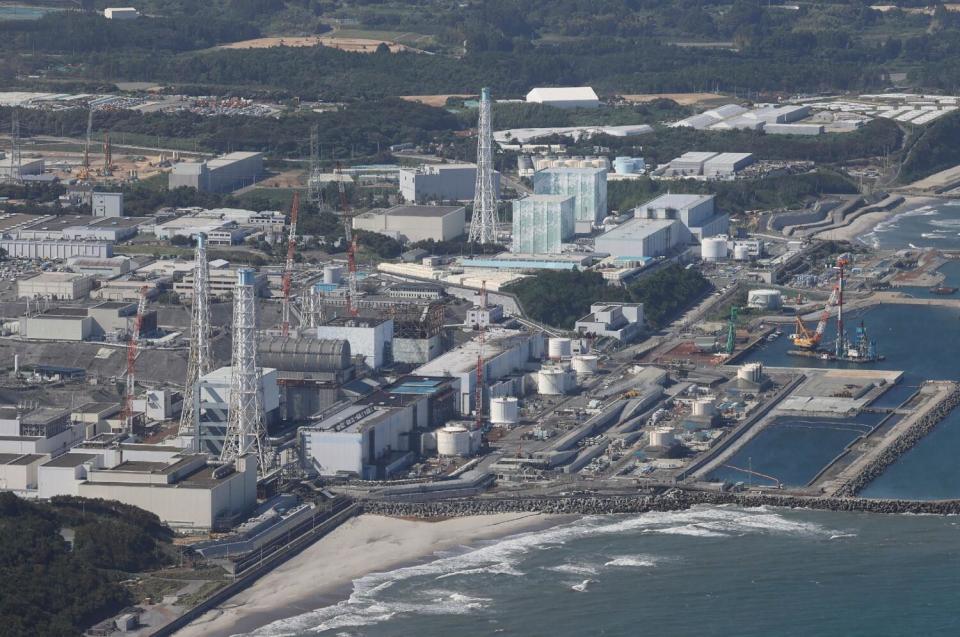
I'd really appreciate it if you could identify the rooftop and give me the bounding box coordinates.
[640,193,715,210]
[526,86,599,101]
[21,216,93,233]
[85,216,150,229]
[22,272,90,283]
[382,205,464,218]
[42,453,96,468]
[599,217,679,240]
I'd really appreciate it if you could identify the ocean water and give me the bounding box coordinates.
[862,200,960,250]
[245,506,960,637]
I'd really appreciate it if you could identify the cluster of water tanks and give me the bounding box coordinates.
[738,362,764,383]
[489,396,519,425]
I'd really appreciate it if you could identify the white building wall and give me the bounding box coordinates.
[38,464,88,499]
[312,321,393,368]
[0,240,113,260]
[92,192,123,218]
[302,430,363,475]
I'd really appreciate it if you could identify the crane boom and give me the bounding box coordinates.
[281,191,300,336]
[336,162,359,316]
[120,286,149,433]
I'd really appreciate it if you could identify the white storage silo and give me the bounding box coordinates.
[692,398,716,417]
[747,289,782,310]
[437,426,473,457]
[490,396,520,425]
[648,427,675,448]
[733,244,751,261]
[538,367,569,395]
[701,237,728,261]
[571,355,599,374]
[548,337,572,361]
[738,362,763,383]
[323,264,344,285]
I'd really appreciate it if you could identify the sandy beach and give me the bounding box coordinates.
[815,195,938,243]
[174,512,564,637]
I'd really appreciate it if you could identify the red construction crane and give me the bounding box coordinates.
[280,191,300,337]
[120,286,149,433]
[336,162,359,317]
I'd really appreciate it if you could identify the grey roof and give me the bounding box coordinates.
[384,205,464,218]
[42,453,96,468]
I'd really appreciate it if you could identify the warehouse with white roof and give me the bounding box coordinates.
[526,87,600,109]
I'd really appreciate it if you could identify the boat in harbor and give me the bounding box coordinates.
[928,285,958,295]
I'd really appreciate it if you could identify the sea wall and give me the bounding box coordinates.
[834,384,960,497]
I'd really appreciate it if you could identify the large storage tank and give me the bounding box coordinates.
[747,289,782,310]
[738,362,763,383]
[548,337,572,361]
[571,355,599,374]
[692,398,716,417]
[733,244,751,261]
[490,396,520,425]
[649,427,675,448]
[701,237,728,261]
[538,367,569,395]
[323,265,344,285]
[437,426,473,457]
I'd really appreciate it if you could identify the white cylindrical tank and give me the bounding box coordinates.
[437,426,473,457]
[692,398,716,417]
[323,265,344,285]
[548,337,572,361]
[571,355,599,374]
[738,362,763,383]
[649,427,675,448]
[490,396,520,425]
[747,289,782,310]
[733,244,751,261]
[538,367,568,395]
[701,237,728,261]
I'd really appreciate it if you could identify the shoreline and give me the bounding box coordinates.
[173,511,569,637]
[814,195,939,243]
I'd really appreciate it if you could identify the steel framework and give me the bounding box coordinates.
[7,107,21,184]
[280,192,300,336]
[221,268,270,474]
[308,124,324,207]
[178,233,212,444]
[468,87,498,244]
[120,286,149,433]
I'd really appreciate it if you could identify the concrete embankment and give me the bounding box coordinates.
[833,384,960,497]
[363,489,960,518]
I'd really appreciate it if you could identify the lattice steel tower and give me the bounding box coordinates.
[221,268,270,474]
[8,107,21,184]
[468,87,498,244]
[308,124,324,208]
[178,233,212,446]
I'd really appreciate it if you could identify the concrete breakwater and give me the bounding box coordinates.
[362,489,960,519]
[834,384,960,497]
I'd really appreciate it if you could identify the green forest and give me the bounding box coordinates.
[506,265,709,329]
[0,494,173,637]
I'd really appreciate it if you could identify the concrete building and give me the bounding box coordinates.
[19,302,158,341]
[92,192,123,218]
[17,215,97,240]
[155,216,234,241]
[466,304,504,329]
[299,376,457,479]
[0,158,44,179]
[533,167,607,230]
[0,453,46,492]
[525,87,600,109]
[702,153,755,179]
[174,266,267,300]
[399,164,500,203]
[310,318,393,369]
[195,367,280,458]
[594,218,690,258]
[63,217,145,242]
[0,407,83,457]
[91,278,163,302]
[634,193,729,241]
[512,194,574,254]
[352,205,466,243]
[104,7,139,19]
[66,255,131,277]
[0,239,113,260]
[17,272,94,300]
[168,152,263,193]
[575,303,644,341]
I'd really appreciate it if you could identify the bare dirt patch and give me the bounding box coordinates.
[218,36,409,53]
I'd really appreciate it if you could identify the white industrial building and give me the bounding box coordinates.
[62,217,145,242]
[92,191,123,217]
[19,301,158,341]
[0,239,113,260]
[526,87,600,109]
[17,272,94,300]
[66,255,131,277]
[0,158,44,179]
[663,152,754,179]
[310,317,394,369]
[533,167,608,230]
[194,367,280,458]
[155,216,234,241]
[0,407,84,458]
[575,303,645,342]
[168,152,263,193]
[594,218,689,258]
[399,164,500,202]
[174,264,267,300]
[634,193,729,241]
[512,194,575,254]
[104,7,139,19]
[352,205,466,243]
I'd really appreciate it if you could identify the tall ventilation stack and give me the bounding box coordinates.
[221,268,270,475]
[468,87,498,244]
[178,233,212,447]
[7,107,21,184]
[308,124,324,208]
